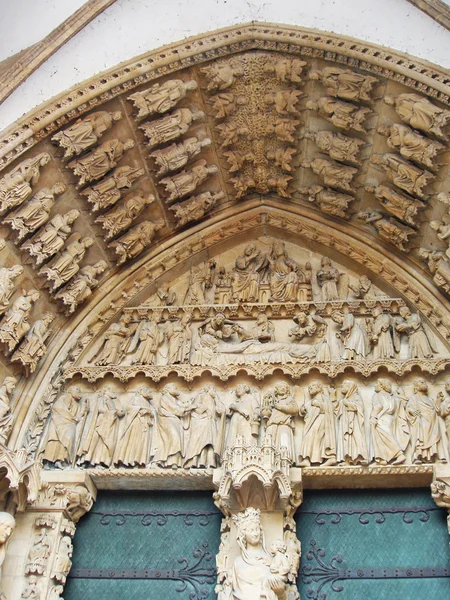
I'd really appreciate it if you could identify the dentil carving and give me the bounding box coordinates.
[11,312,54,374]
[81,166,145,211]
[384,93,450,140]
[128,79,197,119]
[170,191,224,227]
[54,260,107,314]
[22,210,80,265]
[159,161,219,203]
[68,139,135,187]
[0,154,50,214]
[309,67,379,102]
[140,108,204,149]
[95,191,154,239]
[0,289,40,352]
[149,137,211,177]
[39,237,94,291]
[109,219,164,264]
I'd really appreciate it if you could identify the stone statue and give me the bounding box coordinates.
[266,147,297,172]
[302,157,358,193]
[113,386,155,467]
[437,383,450,449]
[150,383,188,468]
[406,379,446,463]
[150,137,211,177]
[316,256,342,301]
[419,248,450,293]
[201,62,239,91]
[68,138,135,187]
[159,160,219,203]
[377,123,445,170]
[150,282,177,306]
[209,93,247,119]
[241,314,275,344]
[0,377,16,444]
[93,318,132,366]
[264,383,298,461]
[3,183,66,242]
[128,79,197,118]
[231,508,290,600]
[0,512,15,585]
[109,219,164,264]
[52,536,73,583]
[140,108,204,149]
[365,183,424,227]
[0,265,23,316]
[11,312,54,374]
[226,384,260,448]
[0,289,40,352]
[299,382,337,466]
[268,241,308,303]
[309,67,378,102]
[95,191,155,239]
[81,166,145,211]
[165,314,192,364]
[299,185,353,219]
[306,97,372,133]
[129,319,163,365]
[77,387,122,467]
[304,130,365,165]
[215,123,249,148]
[288,312,318,341]
[42,386,84,467]
[54,261,107,314]
[170,191,223,228]
[357,210,414,251]
[51,110,122,158]
[264,57,307,82]
[183,261,215,305]
[0,153,50,214]
[26,528,52,574]
[384,93,450,140]
[22,210,80,265]
[348,275,376,299]
[331,311,367,360]
[39,237,94,291]
[371,153,434,199]
[430,220,450,252]
[394,306,436,359]
[370,379,408,465]
[336,380,368,465]
[368,306,395,360]
[183,385,226,468]
[21,576,41,600]
[230,243,268,303]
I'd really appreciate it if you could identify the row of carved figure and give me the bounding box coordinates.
[90,302,438,368]
[40,378,450,469]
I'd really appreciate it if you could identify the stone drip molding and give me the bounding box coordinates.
[1,22,450,171]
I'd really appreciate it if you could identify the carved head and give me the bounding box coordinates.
[52,182,67,196]
[10,265,24,278]
[26,289,40,302]
[372,306,383,317]
[320,256,332,268]
[0,512,15,545]
[399,306,411,319]
[66,209,80,223]
[2,376,17,396]
[185,80,198,91]
[308,382,323,397]
[341,379,358,397]
[375,379,392,393]
[308,70,320,81]
[40,154,51,167]
[413,378,428,394]
[135,385,152,399]
[235,383,250,398]
[245,243,257,256]
[275,382,290,398]
[163,383,179,397]
[83,237,95,249]
[233,508,263,550]
[272,241,286,258]
[69,386,83,400]
[112,111,123,121]
[270,539,287,555]
[294,312,307,325]
[124,139,135,151]
[384,95,395,106]
[94,260,107,274]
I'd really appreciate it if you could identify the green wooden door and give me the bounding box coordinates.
[296,489,450,599]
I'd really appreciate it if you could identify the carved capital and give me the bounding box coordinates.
[34,471,96,523]
[431,465,450,508]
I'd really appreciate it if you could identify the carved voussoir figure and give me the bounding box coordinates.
[21,210,80,266]
[384,93,450,140]
[170,191,224,228]
[302,157,358,193]
[0,289,40,353]
[357,210,415,251]
[159,160,219,203]
[0,265,23,316]
[304,130,365,165]
[54,261,106,314]
[140,108,204,149]
[11,312,54,374]
[264,57,307,82]
[307,97,372,133]
[201,62,240,91]
[365,183,425,227]
[371,153,434,199]
[208,93,247,119]
[51,110,122,158]
[3,183,66,242]
[39,237,94,291]
[0,153,50,214]
[109,219,164,264]
[215,122,249,148]
[419,248,450,293]
[309,67,379,102]
[377,123,445,170]
[299,185,353,219]
[150,137,211,177]
[81,166,145,211]
[95,191,154,239]
[68,139,135,187]
[0,377,17,444]
[128,79,197,119]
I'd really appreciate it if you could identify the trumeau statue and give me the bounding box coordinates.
[3,183,66,242]
[54,260,107,314]
[68,139,135,187]
[21,210,80,265]
[150,137,211,177]
[11,312,54,374]
[309,67,379,102]
[357,210,415,251]
[81,166,145,211]
[140,108,204,149]
[371,153,434,199]
[0,376,17,444]
[302,157,358,193]
[0,289,40,353]
[384,93,450,140]
[299,185,353,219]
[39,237,94,291]
[377,123,445,170]
[365,184,425,227]
[170,191,224,228]
[95,191,155,239]
[306,97,372,133]
[304,130,365,165]
[0,265,23,315]
[159,161,219,203]
[0,153,50,214]
[51,110,123,158]
[109,219,164,264]
[128,79,198,119]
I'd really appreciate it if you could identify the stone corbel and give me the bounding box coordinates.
[213,435,303,600]
[431,464,450,537]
